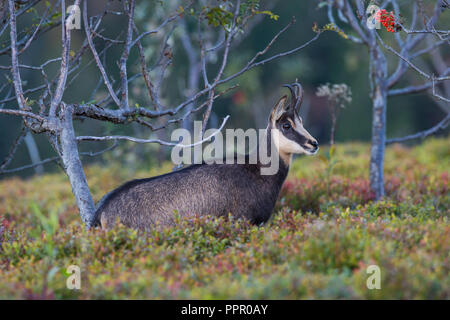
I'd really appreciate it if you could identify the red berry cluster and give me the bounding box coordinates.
[375,9,397,32]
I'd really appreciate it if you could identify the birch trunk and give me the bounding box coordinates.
[369,46,387,199]
[59,104,97,228]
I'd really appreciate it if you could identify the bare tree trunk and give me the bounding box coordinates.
[24,132,44,174]
[59,104,96,228]
[369,46,387,199]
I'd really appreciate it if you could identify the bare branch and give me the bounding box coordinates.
[0,126,27,172]
[376,33,450,82]
[432,75,450,103]
[410,39,447,59]
[49,0,81,117]
[0,140,119,175]
[132,20,154,103]
[19,2,51,54]
[8,0,28,111]
[77,115,230,148]
[0,108,46,122]
[0,155,59,174]
[387,0,445,88]
[339,0,369,44]
[386,113,450,144]
[130,13,180,48]
[118,0,135,110]
[388,83,433,96]
[217,30,321,86]
[327,0,363,44]
[0,0,61,56]
[83,0,121,107]
[137,85,238,132]
[388,68,450,96]
[201,0,241,133]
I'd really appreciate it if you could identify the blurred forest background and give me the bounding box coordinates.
[0,0,448,178]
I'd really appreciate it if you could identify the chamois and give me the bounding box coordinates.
[95,83,319,231]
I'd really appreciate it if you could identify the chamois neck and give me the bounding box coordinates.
[248,127,290,181]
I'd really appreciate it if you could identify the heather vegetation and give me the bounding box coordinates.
[0,138,448,299]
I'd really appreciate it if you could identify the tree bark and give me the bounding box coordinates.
[59,104,97,228]
[369,46,387,199]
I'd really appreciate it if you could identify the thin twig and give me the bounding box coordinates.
[83,0,121,107]
[77,115,230,148]
[0,126,27,172]
[386,113,450,144]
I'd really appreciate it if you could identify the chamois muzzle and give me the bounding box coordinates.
[304,138,319,154]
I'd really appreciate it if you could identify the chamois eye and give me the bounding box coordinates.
[282,123,291,130]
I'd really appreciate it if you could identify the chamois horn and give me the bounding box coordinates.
[283,82,304,114]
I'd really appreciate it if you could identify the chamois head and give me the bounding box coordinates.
[269,83,319,163]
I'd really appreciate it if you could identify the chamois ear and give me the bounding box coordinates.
[270,95,288,122]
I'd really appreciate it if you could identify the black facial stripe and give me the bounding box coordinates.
[288,128,309,146]
[276,121,309,146]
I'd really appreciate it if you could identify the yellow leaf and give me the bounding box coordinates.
[329,145,335,158]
